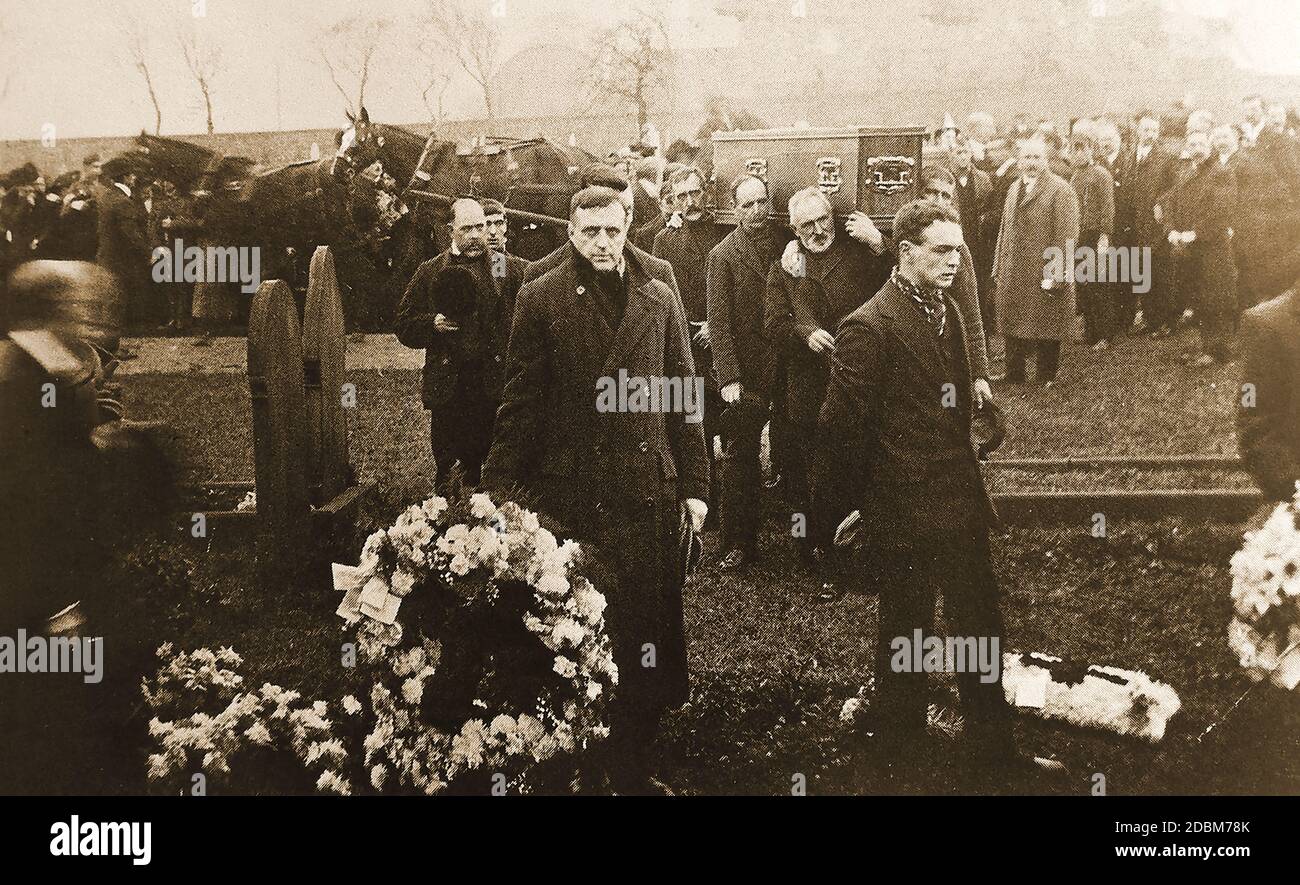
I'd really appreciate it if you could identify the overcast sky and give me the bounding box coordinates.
[0,0,1296,141]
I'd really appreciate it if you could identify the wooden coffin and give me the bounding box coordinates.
[711,125,926,228]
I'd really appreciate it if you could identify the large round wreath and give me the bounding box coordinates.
[334,491,619,794]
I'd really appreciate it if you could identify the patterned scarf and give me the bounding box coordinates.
[892,267,946,336]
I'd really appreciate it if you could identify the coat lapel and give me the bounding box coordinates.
[732,227,770,280]
[602,282,664,377]
[880,283,944,384]
[601,253,665,377]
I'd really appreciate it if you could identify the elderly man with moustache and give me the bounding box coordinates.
[482,185,708,794]
[765,187,891,578]
[706,173,793,569]
[655,166,727,525]
[395,198,515,490]
[816,199,1058,791]
[992,135,1081,386]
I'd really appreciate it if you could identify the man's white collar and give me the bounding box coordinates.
[114,182,131,198]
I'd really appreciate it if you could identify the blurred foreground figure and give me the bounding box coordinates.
[0,261,125,630]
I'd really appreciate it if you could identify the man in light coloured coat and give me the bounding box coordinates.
[993,135,1081,386]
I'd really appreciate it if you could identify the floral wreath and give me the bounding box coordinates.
[1229,484,1300,691]
[334,491,619,794]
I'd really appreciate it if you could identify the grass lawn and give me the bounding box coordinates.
[12,327,1295,796]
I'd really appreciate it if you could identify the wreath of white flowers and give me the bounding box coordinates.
[334,492,619,794]
[1229,485,1300,691]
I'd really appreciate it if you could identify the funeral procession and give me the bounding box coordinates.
[2,0,1300,854]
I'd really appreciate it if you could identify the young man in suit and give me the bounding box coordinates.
[817,199,1051,791]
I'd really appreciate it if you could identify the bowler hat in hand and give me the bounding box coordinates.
[971,399,1007,459]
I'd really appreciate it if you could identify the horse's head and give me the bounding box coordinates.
[332,106,378,180]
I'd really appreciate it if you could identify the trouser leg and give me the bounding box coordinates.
[1037,339,1061,382]
[720,418,763,554]
[1004,336,1027,382]
[874,548,937,744]
[939,529,1015,760]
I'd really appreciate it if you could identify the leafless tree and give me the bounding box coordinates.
[411,40,454,127]
[316,12,394,117]
[585,8,675,137]
[422,0,504,121]
[119,5,164,134]
[177,24,225,134]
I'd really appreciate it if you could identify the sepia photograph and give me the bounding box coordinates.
[1,0,1297,865]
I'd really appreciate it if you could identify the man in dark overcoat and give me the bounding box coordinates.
[1158,130,1238,366]
[764,187,890,563]
[396,198,518,488]
[482,186,709,794]
[94,158,148,349]
[654,166,726,523]
[705,173,792,568]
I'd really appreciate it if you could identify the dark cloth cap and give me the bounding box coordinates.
[579,163,628,191]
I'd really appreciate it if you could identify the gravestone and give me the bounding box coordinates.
[302,246,350,506]
[247,279,312,589]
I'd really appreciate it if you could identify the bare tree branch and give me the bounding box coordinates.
[423,0,504,121]
[118,3,164,135]
[584,7,675,138]
[314,12,394,118]
[177,24,225,134]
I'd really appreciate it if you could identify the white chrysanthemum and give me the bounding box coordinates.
[553,656,578,679]
[470,492,496,519]
[316,770,351,795]
[146,753,171,780]
[534,528,558,555]
[449,554,471,576]
[585,680,602,700]
[389,569,416,599]
[536,573,569,598]
[370,763,388,789]
[520,510,540,533]
[401,677,424,705]
[551,618,586,647]
[243,721,273,745]
[421,496,449,522]
[341,695,362,715]
[574,586,607,622]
